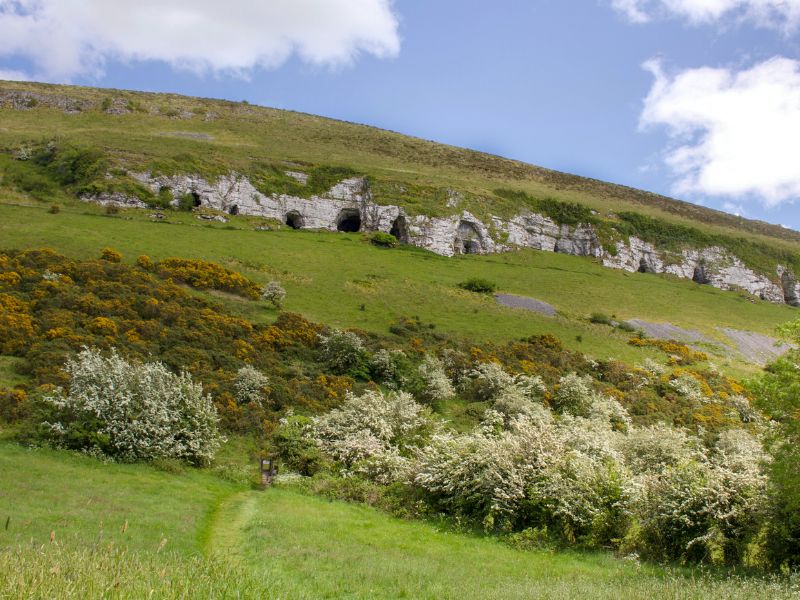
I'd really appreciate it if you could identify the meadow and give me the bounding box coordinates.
[0,197,793,377]
[2,439,798,599]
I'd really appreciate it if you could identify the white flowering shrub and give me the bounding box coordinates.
[413,412,561,527]
[463,362,515,401]
[637,358,666,378]
[311,389,431,482]
[619,423,700,474]
[234,365,269,406]
[261,281,286,308]
[417,354,455,403]
[317,329,368,375]
[552,373,594,416]
[514,374,546,401]
[369,349,408,389]
[39,347,222,465]
[630,428,768,563]
[669,375,704,402]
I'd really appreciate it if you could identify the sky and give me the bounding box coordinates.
[2,0,800,229]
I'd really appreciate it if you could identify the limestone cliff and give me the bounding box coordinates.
[82,172,800,306]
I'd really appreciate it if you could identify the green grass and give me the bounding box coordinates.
[2,80,800,254]
[206,487,797,599]
[0,441,237,553]
[0,199,794,375]
[1,444,797,599]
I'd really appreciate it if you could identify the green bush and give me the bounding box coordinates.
[495,189,596,226]
[590,312,612,325]
[458,278,498,294]
[371,232,398,247]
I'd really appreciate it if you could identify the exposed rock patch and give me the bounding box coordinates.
[494,294,557,317]
[622,320,711,345]
[717,328,792,365]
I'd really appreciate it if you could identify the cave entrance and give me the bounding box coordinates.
[638,258,654,274]
[455,220,483,255]
[781,270,800,306]
[285,211,304,230]
[389,215,409,243]
[693,264,711,285]
[228,205,239,216]
[336,209,361,232]
[191,191,202,207]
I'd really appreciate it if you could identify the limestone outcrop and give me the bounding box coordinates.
[81,172,800,306]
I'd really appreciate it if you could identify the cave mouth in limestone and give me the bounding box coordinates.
[228,204,239,216]
[336,209,361,233]
[285,211,304,230]
[191,191,202,207]
[693,264,711,285]
[390,215,409,243]
[456,220,483,255]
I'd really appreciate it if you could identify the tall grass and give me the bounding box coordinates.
[0,544,258,599]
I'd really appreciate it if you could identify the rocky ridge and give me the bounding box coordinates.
[84,172,800,307]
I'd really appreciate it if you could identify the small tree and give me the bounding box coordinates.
[261,281,286,308]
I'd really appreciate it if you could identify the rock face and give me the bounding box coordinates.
[83,172,800,306]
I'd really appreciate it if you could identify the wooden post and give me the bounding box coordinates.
[260,457,278,488]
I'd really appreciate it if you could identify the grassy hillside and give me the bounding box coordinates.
[1,80,799,252]
[1,440,796,599]
[0,199,794,376]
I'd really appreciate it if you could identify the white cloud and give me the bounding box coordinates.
[640,57,800,206]
[0,68,30,81]
[612,0,800,30]
[0,0,400,81]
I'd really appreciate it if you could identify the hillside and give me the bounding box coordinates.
[1,80,800,308]
[3,81,800,594]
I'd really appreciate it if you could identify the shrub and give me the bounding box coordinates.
[261,281,286,308]
[417,354,455,403]
[48,203,60,214]
[100,247,122,263]
[458,278,497,294]
[157,257,262,299]
[551,373,593,416]
[312,389,431,483]
[177,193,196,212]
[104,204,119,216]
[371,232,398,248]
[317,329,369,377]
[369,349,409,390]
[590,312,612,325]
[34,347,222,465]
[273,415,328,475]
[136,254,154,270]
[234,365,269,406]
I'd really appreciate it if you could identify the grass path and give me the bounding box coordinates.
[203,487,799,600]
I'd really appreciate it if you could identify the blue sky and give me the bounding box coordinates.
[2,0,800,229]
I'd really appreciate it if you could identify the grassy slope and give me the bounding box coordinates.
[1,441,795,599]
[0,199,793,376]
[1,80,800,252]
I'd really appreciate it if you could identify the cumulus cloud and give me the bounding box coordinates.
[640,57,800,206]
[612,0,800,30]
[0,0,400,81]
[0,68,30,81]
